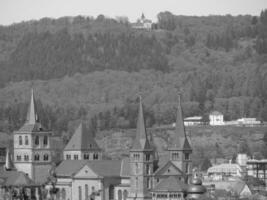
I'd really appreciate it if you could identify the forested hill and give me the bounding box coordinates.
[0,11,267,134]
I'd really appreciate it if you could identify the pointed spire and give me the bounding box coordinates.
[26,89,38,124]
[132,95,151,150]
[169,93,192,150]
[5,148,12,171]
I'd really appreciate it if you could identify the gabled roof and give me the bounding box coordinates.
[154,160,185,177]
[55,160,124,178]
[0,171,36,186]
[168,94,192,151]
[131,96,151,151]
[153,176,187,192]
[64,122,101,151]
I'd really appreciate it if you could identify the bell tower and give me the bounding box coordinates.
[168,94,192,183]
[128,96,154,200]
[13,89,53,183]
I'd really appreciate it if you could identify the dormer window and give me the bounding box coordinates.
[66,155,71,160]
[172,152,179,160]
[145,154,150,161]
[74,155,79,160]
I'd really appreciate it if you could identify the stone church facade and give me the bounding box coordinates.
[11,90,193,200]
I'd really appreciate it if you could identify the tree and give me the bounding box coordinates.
[200,157,212,172]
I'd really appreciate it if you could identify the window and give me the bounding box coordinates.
[93,153,98,160]
[61,188,66,200]
[24,155,29,161]
[35,136,39,145]
[123,190,128,200]
[109,185,114,200]
[85,184,88,200]
[17,155,21,161]
[84,154,89,160]
[146,177,150,188]
[172,152,179,160]
[118,190,122,200]
[157,178,159,183]
[185,153,190,160]
[146,164,150,175]
[74,155,79,160]
[19,136,22,145]
[34,154,39,161]
[145,154,150,161]
[66,154,71,160]
[44,154,49,161]
[25,136,29,145]
[133,154,140,161]
[43,136,48,146]
[78,186,82,200]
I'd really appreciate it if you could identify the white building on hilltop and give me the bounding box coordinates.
[209,111,224,126]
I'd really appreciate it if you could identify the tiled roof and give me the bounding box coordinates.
[153,176,187,192]
[55,160,124,178]
[64,122,101,151]
[131,97,151,151]
[0,170,36,186]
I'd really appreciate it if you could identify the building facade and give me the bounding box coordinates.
[13,89,54,184]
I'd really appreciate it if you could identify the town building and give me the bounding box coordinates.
[183,116,203,126]
[209,111,224,126]
[13,89,54,184]
[132,13,153,29]
[0,90,206,200]
[247,159,267,187]
[207,163,245,180]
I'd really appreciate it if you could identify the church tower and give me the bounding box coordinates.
[168,94,192,183]
[63,122,102,160]
[13,89,53,183]
[128,96,154,200]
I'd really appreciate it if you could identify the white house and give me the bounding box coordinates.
[209,111,224,126]
[207,163,244,180]
[184,116,203,126]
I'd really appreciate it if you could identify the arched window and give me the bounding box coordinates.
[118,190,122,200]
[56,190,60,200]
[43,136,48,146]
[78,186,82,200]
[84,154,89,160]
[34,154,39,161]
[109,185,114,200]
[35,136,39,145]
[44,154,49,161]
[24,155,29,161]
[93,153,98,160]
[123,190,128,200]
[25,136,29,145]
[61,188,66,200]
[19,136,22,145]
[85,184,88,200]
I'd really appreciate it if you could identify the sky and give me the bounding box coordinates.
[0,0,266,25]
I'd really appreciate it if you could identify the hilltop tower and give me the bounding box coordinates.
[13,89,53,183]
[128,96,154,200]
[168,94,193,183]
[63,122,102,160]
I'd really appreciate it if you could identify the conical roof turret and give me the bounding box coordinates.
[169,94,192,150]
[26,89,38,124]
[131,96,151,151]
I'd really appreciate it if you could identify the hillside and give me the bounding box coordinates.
[0,11,267,135]
[94,126,267,167]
